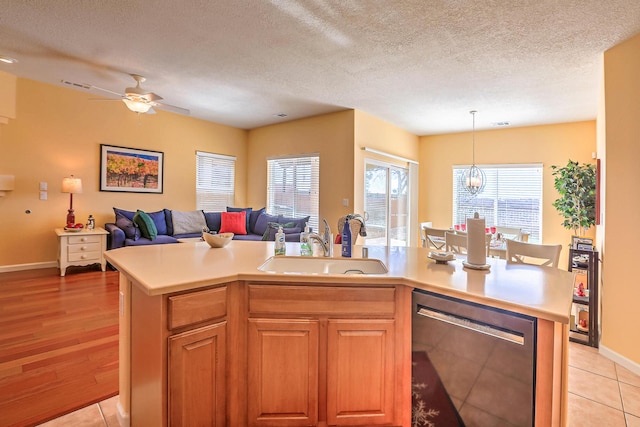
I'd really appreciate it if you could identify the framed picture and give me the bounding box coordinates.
[100,144,164,193]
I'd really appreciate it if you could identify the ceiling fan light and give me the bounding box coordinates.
[122,98,151,113]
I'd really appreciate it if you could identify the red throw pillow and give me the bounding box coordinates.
[220,211,247,235]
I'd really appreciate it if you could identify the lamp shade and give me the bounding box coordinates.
[122,99,152,113]
[61,176,82,193]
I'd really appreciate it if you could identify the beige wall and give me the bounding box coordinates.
[419,121,596,268]
[0,78,247,268]
[246,110,355,231]
[602,32,640,364]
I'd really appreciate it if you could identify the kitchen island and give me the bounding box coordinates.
[105,240,574,427]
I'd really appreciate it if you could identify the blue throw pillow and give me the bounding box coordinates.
[253,212,280,236]
[204,212,222,232]
[133,210,158,240]
[279,215,310,230]
[227,207,252,233]
[113,207,135,221]
[146,210,168,235]
[115,213,140,240]
[249,207,266,234]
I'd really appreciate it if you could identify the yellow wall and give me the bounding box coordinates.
[0,78,247,268]
[602,32,640,363]
[353,110,420,214]
[246,110,355,231]
[419,121,596,267]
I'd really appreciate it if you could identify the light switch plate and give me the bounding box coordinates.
[39,191,47,200]
[39,182,47,191]
[343,198,349,207]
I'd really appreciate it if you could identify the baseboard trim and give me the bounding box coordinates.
[599,344,640,376]
[0,261,57,274]
[116,400,130,427]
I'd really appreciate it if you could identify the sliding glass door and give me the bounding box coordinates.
[364,160,410,246]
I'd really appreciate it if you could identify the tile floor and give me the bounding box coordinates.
[37,342,640,426]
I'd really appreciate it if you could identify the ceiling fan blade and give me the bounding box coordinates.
[152,101,190,115]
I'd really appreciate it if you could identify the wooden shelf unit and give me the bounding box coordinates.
[568,249,599,347]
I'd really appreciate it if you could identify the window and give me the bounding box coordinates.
[453,164,543,242]
[267,154,319,231]
[196,151,236,211]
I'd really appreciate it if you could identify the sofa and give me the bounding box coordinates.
[105,207,310,250]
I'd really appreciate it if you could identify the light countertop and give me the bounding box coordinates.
[104,240,575,323]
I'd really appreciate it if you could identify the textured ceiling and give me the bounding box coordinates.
[1,1,640,135]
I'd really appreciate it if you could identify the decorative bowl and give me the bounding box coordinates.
[202,232,234,248]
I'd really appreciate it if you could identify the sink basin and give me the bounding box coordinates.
[258,256,388,275]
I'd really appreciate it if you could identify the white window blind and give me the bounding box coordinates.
[196,151,236,211]
[267,154,319,232]
[452,164,543,242]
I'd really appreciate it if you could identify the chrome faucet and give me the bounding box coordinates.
[308,218,333,257]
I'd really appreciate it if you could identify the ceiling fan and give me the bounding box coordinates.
[62,74,190,115]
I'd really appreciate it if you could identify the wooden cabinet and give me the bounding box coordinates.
[568,249,599,347]
[246,283,404,427]
[326,319,395,426]
[169,321,226,426]
[248,319,319,426]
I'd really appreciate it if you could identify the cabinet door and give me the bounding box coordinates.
[326,319,395,426]
[169,321,226,427]
[248,319,319,427]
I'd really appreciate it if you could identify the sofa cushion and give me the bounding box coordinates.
[220,211,247,235]
[125,235,178,246]
[262,221,300,241]
[146,210,168,235]
[164,209,174,235]
[115,213,140,240]
[133,210,158,240]
[253,212,280,236]
[203,212,222,232]
[227,207,252,233]
[172,210,207,235]
[113,207,135,221]
[248,207,265,234]
[279,215,310,230]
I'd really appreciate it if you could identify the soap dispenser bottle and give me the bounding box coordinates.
[275,226,286,256]
[341,220,352,258]
[300,222,311,256]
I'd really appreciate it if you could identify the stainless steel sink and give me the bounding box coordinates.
[258,256,388,275]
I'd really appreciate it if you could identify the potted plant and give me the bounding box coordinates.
[551,160,596,236]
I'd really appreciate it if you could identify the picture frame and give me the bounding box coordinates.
[571,235,593,251]
[100,144,164,193]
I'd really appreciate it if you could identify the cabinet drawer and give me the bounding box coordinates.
[68,251,101,262]
[67,242,101,254]
[168,286,227,330]
[68,234,102,245]
[248,285,395,316]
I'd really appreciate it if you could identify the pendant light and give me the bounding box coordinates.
[460,110,486,195]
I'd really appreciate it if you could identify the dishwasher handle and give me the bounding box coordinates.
[417,306,525,346]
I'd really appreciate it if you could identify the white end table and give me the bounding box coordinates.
[55,227,108,276]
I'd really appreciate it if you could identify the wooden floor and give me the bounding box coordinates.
[0,266,119,427]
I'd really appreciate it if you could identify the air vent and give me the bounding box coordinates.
[491,121,510,127]
[60,80,91,90]
[274,113,288,118]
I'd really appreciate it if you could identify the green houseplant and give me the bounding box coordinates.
[551,160,596,236]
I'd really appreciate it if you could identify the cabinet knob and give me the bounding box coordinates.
[81,237,87,242]
[81,255,87,259]
[81,246,87,251]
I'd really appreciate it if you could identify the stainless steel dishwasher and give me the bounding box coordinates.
[412,289,536,427]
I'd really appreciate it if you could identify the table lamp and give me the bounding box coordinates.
[61,175,82,225]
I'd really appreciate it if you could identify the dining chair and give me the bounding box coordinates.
[419,222,433,247]
[505,240,562,268]
[496,226,524,242]
[423,227,448,250]
[445,231,467,254]
[455,230,492,255]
